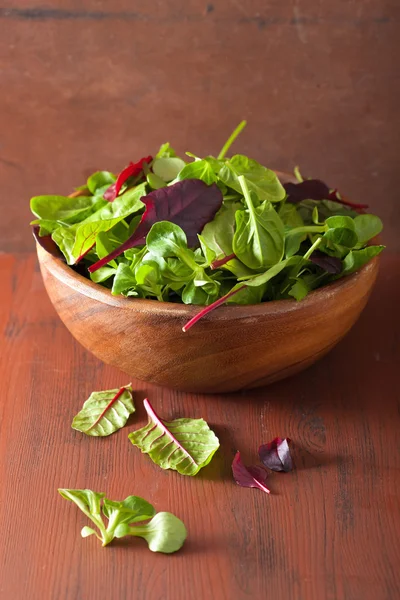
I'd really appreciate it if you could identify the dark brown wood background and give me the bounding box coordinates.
[0,2,399,599]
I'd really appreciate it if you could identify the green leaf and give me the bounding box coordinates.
[58,489,105,521]
[340,245,384,276]
[156,142,177,158]
[30,194,102,223]
[81,526,97,538]
[279,203,304,229]
[112,263,137,295]
[146,172,167,190]
[71,385,135,437]
[52,226,76,264]
[90,265,117,284]
[353,214,383,246]
[232,176,285,269]
[200,201,241,258]
[102,496,155,526]
[240,256,304,287]
[87,171,116,194]
[115,512,187,554]
[219,155,286,202]
[153,157,186,182]
[146,222,198,271]
[128,399,220,476]
[288,278,309,301]
[177,159,217,185]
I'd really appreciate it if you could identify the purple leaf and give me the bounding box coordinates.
[231,451,270,493]
[284,179,368,210]
[89,179,223,273]
[258,438,293,472]
[103,156,152,201]
[32,225,65,260]
[309,250,342,274]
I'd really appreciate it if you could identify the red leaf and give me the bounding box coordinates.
[103,156,152,201]
[258,437,293,472]
[89,179,223,273]
[231,451,270,493]
[182,285,246,332]
[284,179,368,211]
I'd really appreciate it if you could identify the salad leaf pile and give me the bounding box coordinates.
[31,121,384,330]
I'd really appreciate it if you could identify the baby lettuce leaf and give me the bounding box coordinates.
[87,171,116,194]
[59,488,186,551]
[219,155,286,202]
[89,180,223,272]
[114,512,187,554]
[258,438,293,472]
[232,176,285,269]
[152,157,186,182]
[177,159,218,185]
[231,451,270,493]
[103,156,152,201]
[201,200,242,259]
[353,214,383,245]
[71,385,135,437]
[340,245,384,276]
[128,399,220,476]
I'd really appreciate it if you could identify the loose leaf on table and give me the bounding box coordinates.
[89,179,223,272]
[114,512,187,554]
[340,245,384,276]
[103,156,152,201]
[258,437,293,472]
[59,488,186,551]
[219,155,286,203]
[71,385,135,437]
[128,399,220,476]
[231,451,270,493]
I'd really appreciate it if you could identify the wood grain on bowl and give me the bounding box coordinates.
[36,244,380,393]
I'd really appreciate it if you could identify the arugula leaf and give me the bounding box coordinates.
[128,399,220,476]
[114,512,187,554]
[232,176,285,269]
[231,451,270,493]
[71,385,135,437]
[340,245,385,276]
[219,155,286,202]
[59,489,186,551]
[89,180,223,272]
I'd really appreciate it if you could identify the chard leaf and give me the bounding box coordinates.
[219,155,286,202]
[258,437,293,472]
[284,179,369,210]
[71,385,135,437]
[30,194,102,224]
[115,512,187,554]
[153,157,186,182]
[231,451,270,493]
[340,245,384,276]
[128,399,220,476]
[103,156,152,201]
[89,179,223,272]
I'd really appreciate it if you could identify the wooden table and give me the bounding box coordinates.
[1,251,399,599]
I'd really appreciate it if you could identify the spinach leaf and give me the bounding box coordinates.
[71,385,135,437]
[128,399,220,476]
[232,176,284,269]
[30,194,103,225]
[219,155,286,202]
[201,200,242,258]
[353,214,383,246]
[340,245,385,276]
[177,159,218,185]
[59,488,186,551]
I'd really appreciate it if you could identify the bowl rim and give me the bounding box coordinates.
[36,243,380,321]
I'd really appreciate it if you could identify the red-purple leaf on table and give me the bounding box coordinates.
[309,250,342,274]
[284,179,368,211]
[103,156,152,201]
[89,179,223,273]
[258,437,293,472]
[32,225,65,260]
[231,451,270,493]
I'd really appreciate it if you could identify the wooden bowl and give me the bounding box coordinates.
[36,243,379,393]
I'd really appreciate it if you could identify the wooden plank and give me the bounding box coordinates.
[0,252,399,599]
